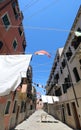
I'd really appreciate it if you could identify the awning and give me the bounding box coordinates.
[0,54,32,96]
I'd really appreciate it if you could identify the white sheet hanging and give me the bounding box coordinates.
[41,95,59,104]
[0,54,32,96]
[47,96,53,104]
[74,31,81,37]
[41,95,48,103]
[52,96,59,102]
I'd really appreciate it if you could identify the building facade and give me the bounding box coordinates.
[0,0,26,54]
[46,6,81,129]
[0,1,35,130]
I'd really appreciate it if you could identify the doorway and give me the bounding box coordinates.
[62,104,65,123]
[71,102,81,129]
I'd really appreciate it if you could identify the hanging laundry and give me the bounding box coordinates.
[74,31,81,37]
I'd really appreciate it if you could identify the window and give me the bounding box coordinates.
[20,101,24,113]
[13,101,17,113]
[22,40,26,51]
[2,13,10,29]
[12,1,19,19]
[54,73,59,84]
[73,67,80,82]
[77,27,81,32]
[5,101,11,114]
[60,67,63,74]
[23,102,26,112]
[67,75,71,87]
[62,76,71,94]
[66,103,71,116]
[71,36,81,50]
[0,41,3,49]
[79,59,81,64]
[62,84,67,93]
[65,76,71,89]
[62,59,66,69]
[30,105,33,110]
[18,24,23,36]
[55,62,57,67]
[71,27,81,49]
[66,47,72,61]
[18,27,22,36]
[55,73,59,80]
[57,56,59,62]
[55,88,62,96]
[13,39,18,50]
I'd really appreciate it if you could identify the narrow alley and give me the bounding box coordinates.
[0,1,81,130]
[14,109,75,130]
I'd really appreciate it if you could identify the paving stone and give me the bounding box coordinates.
[14,109,75,130]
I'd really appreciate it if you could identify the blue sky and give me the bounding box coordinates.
[18,0,81,96]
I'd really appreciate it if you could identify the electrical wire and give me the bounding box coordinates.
[25,1,81,22]
[0,24,75,33]
[20,0,61,21]
[0,2,81,97]
[26,0,60,20]
[0,1,80,51]
[0,24,75,47]
[15,78,80,87]
[23,0,41,10]
[0,44,80,56]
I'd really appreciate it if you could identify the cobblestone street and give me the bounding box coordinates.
[14,109,75,130]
